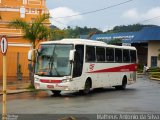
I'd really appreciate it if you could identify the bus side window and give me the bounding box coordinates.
[86,46,96,62]
[115,48,122,62]
[96,47,105,62]
[123,49,130,63]
[106,48,114,62]
[130,50,137,63]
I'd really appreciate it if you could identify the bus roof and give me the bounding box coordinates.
[41,39,136,50]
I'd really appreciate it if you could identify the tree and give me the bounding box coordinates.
[105,24,158,33]
[50,28,66,40]
[9,14,51,49]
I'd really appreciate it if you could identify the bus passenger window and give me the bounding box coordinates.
[96,47,105,62]
[115,49,122,62]
[106,48,114,62]
[86,46,96,62]
[123,49,130,63]
[130,50,137,63]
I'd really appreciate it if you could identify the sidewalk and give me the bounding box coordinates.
[0,80,32,95]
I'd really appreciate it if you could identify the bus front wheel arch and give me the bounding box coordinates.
[79,78,92,95]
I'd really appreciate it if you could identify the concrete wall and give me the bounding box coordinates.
[148,41,160,68]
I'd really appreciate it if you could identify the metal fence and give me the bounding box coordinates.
[0,52,30,82]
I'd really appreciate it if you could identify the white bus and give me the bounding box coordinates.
[28,39,137,95]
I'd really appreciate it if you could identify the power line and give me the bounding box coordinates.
[52,14,160,30]
[138,15,160,23]
[54,0,134,19]
[53,20,67,27]
[97,15,160,30]
[52,0,160,29]
[54,19,77,28]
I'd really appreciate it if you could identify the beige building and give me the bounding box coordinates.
[132,26,160,68]
[148,41,160,68]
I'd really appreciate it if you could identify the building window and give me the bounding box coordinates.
[31,9,35,13]
[37,9,42,14]
[26,8,29,13]
[28,0,41,5]
[20,7,26,18]
[151,56,157,68]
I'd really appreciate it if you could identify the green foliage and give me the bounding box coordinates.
[148,68,160,72]
[49,24,158,41]
[137,64,144,73]
[105,24,157,33]
[50,26,103,40]
[158,49,160,60]
[17,64,23,80]
[148,67,160,79]
[107,39,122,45]
[27,84,35,90]
[17,64,22,74]
[50,29,66,40]
[9,14,51,48]
[150,72,160,79]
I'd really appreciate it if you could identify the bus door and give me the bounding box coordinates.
[73,45,84,78]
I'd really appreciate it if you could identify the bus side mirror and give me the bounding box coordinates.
[28,49,37,61]
[28,50,33,61]
[69,49,76,61]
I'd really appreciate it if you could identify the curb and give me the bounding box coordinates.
[0,89,33,95]
[149,77,160,81]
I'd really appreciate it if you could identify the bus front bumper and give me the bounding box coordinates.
[34,81,75,91]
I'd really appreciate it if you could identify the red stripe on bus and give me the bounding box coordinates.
[87,64,137,73]
[40,79,61,83]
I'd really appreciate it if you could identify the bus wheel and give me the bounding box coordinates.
[51,90,61,96]
[79,79,91,95]
[115,77,127,90]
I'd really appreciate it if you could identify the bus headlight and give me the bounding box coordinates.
[35,77,40,82]
[62,78,73,83]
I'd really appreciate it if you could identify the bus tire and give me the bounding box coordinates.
[115,76,127,90]
[79,79,91,95]
[51,90,61,96]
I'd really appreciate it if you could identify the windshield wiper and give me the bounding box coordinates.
[49,46,61,77]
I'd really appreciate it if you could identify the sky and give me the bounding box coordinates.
[46,0,160,31]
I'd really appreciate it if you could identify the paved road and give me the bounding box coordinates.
[0,75,160,119]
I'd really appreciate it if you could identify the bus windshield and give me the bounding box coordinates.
[35,44,73,77]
